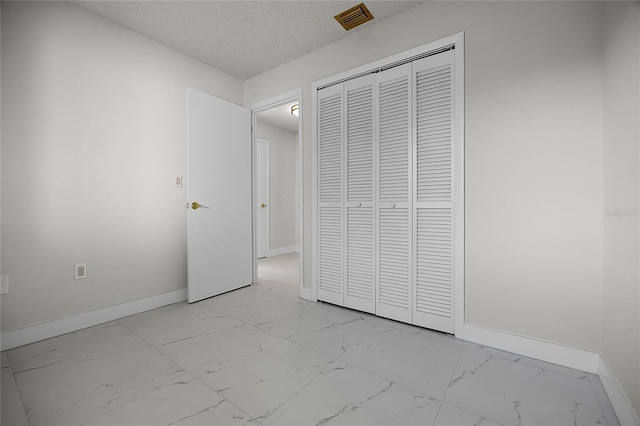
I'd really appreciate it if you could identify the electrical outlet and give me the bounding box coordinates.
[75,264,87,280]
[0,275,8,294]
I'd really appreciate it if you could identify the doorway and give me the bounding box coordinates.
[251,89,303,299]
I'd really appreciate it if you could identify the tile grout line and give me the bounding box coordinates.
[434,347,515,426]
[328,324,455,408]
[3,364,33,426]
[77,321,189,425]
[190,373,259,425]
[428,337,465,426]
[587,378,621,426]
[589,380,611,426]
[323,310,468,400]
[4,351,32,425]
[252,344,343,425]
[183,309,339,424]
[464,343,592,384]
[6,259,298,426]
[118,309,271,425]
[254,306,353,424]
[125,286,327,424]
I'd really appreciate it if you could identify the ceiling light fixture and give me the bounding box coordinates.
[290,104,300,117]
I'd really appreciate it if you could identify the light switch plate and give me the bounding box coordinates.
[175,176,183,187]
[1,275,8,294]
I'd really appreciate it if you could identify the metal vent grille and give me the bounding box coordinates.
[334,3,374,31]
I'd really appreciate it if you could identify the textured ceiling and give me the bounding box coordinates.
[73,1,426,81]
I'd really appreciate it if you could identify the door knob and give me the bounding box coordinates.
[191,201,210,210]
[260,203,267,208]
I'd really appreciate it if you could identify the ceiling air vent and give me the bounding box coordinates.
[334,3,374,31]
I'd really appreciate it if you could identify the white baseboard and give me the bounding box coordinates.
[3,293,636,425]
[462,323,600,373]
[0,288,187,351]
[300,285,313,302]
[463,323,640,425]
[268,246,298,257]
[598,354,640,425]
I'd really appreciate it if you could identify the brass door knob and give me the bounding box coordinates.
[260,203,267,208]
[191,201,210,210]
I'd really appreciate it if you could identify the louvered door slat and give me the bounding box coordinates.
[318,85,343,306]
[413,51,455,334]
[344,75,376,313]
[416,207,452,320]
[319,92,343,203]
[379,73,410,203]
[346,84,374,203]
[375,64,412,323]
[416,62,453,204]
[346,207,374,302]
[319,207,343,297]
[378,208,409,310]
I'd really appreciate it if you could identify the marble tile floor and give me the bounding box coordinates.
[1,253,620,426]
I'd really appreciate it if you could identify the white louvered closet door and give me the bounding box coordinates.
[343,75,376,313]
[412,51,455,333]
[375,64,413,323]
[318,84,344,306]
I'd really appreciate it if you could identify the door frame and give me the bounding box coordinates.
[256,138,270,258]
[311,33,465,338]
[250,88,305,298]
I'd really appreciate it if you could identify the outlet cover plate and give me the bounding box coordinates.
[75,264,87,280]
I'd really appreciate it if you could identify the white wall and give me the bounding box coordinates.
[1,1,244,331]
[2,0,637,415]
[602,1,640,417]
[0,3,3,295]
[256,119,298,254]
[245,1,604,352]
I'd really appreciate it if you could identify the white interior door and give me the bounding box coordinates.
[187,87,253,303]
[317,84,344,306]
[344,74,376,314]
[412,51,455,333]
[376,63,412,323]
[256,139,269,259]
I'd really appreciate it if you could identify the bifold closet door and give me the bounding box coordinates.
[317,48,458,334]
[317,84,344,306]
[413,50,455,333]
[343,75,376,314]
[375,64,413,323]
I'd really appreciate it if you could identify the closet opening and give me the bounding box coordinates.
[311,33,464,337]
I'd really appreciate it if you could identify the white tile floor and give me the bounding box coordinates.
[1,253,620,426]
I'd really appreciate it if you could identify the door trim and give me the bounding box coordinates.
[250,88,306,299]
[256,138,270,258]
